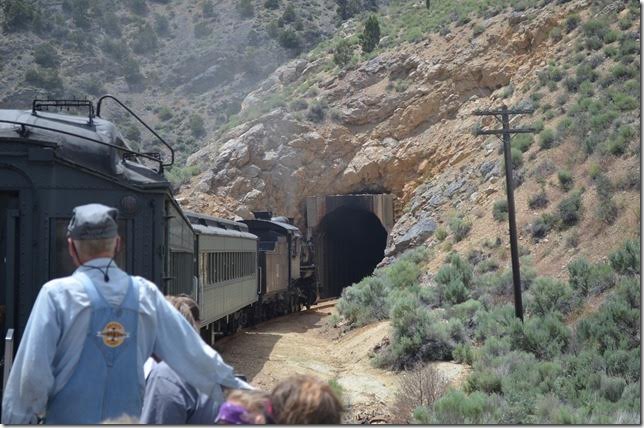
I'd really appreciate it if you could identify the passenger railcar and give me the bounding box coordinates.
[186,212,259,342]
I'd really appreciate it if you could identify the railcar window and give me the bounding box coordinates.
[51,218,127,279]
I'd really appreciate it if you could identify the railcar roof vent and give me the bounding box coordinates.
[253,211,273,220]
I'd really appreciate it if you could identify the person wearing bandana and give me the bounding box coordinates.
[1,203,251,424]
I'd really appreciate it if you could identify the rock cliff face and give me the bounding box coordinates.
[180,1,565,223]
[178,0,639,268]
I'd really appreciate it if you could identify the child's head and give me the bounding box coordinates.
[216,390,273,424]
[270,374,343,424]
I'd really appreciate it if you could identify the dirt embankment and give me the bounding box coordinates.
[215,300,467,423]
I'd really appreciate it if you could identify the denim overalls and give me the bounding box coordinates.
[46,272,141,424]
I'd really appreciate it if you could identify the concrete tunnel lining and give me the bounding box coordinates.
[306,194,393,298]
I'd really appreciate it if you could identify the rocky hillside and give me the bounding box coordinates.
[0,0,339,174]
[179,0,640,279]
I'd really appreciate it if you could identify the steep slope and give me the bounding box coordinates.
[0,0,338,172]
[179,0,640,278]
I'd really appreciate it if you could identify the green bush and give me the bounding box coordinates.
[453,343,475,365]
[565,14,580,32]
[512,134,533,153]
[333,38,353,67]
[492,199,508,222]
[557,169,573,191]
[428,390,497,424]
[610,91,637,111]
[609,240,640,275]
[510,147,523,169]
[264,0,279,9]
[33,43,60,68]
[24,67,64,91]
[568,258,616,297]
[131,23,158,54]
[188,114,206,137]
[157,106,173,121]
[538,129,555,149]
[527,277,574,317]
[278,29,301,50]
[435,227,448,241]
[306,100,326,123]
[337,275,389,326]
[236,0,254,17]
[512,314,571,359]
[528,191,548,209]
[360,15,380,53]
[449,215,471,242]
[530,213,556,240]
[557,191,582,228]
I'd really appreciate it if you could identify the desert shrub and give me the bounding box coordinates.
[528,190,548,209]
[33,43,60,68]
[466,370,502,393]
[538,128,555,149]
[510,147,523,169]
[24,67,64,91]
[333,38,353,67]
[472,23,485,37]
[609,240,640,275]
[512,314,571,359]
[131,23,158,54]
[435,227,447,241]
[337,275,389,326]
[557,190,582,228]
[448,215,471,242]
[435,253,473,289]
[264,0,279,9]
[492,199,508,222]
[278,29,301,50]
[359,15,380,53]
[474,304,517,341]
[122,57,143,85]
[568,258,616,297]
[565,14,580,32]
[600,375,627,403]
[511,134,533,153]
[557,169,573,191]
[194,21,212,38]
[288,99,308,111]
[475,258,499,274]
[236,0,254,17]
[427,390,498,424]
[157,106,173,121]
[188,114,206,137]
[380,294,454,369]
[306,100,326,122]
[549,26,562,42]
[453,343,475,365]
[527,277,574,317]
[576,277,640,353]
[530,213,556,240]
[393,364,448,423]
[610,91,637,111]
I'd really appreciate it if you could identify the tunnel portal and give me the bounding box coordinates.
[306,194,393,298]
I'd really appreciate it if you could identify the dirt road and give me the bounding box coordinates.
[215,300,466,423]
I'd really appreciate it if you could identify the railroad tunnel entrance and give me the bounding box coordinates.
[306,194,394,299]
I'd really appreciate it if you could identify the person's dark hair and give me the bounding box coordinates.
[177,293,200,324]
[270,374,343,424]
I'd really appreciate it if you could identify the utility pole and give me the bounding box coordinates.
[473,105,534,321]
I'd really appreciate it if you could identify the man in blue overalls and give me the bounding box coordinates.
[1,204,251,424]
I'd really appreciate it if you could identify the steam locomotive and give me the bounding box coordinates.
[0,97,318,394]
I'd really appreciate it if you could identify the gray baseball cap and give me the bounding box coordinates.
[67,203,119,240]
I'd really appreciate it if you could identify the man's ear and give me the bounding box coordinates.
[67,238,81,267]
[115,236,122,255]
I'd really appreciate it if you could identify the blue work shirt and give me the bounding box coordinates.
[1,258,251,424]
[141,361,221,424]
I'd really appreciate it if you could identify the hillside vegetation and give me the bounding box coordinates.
[0,0,339,176]
[171,0,640,423]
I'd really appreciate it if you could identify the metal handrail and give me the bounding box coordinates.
[3,329,14,393]
[0,119,164,173]
[96,95,174,169]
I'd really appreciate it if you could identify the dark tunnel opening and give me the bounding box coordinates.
[315,206,388,298]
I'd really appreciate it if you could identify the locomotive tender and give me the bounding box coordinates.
[0,97,317,399]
